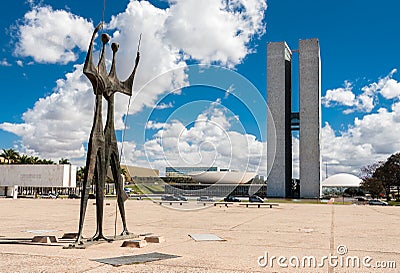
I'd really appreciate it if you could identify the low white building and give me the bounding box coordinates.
[0,164,76,198]
[321,173,362,197]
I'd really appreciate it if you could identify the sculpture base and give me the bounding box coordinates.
[121,239,147,248]
[32,236,58,244]
[63,233,139,249]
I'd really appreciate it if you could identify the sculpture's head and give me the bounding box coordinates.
[101,33,111,44]
[111,42,120,53]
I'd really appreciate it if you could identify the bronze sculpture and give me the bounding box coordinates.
[103,40,140,236]
[76,22,140,244]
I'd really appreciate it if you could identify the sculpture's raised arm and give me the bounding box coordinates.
[121,50,140,96]
[83,23,103,78]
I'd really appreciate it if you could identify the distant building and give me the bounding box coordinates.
[165,166,256,184]
[106,165,160,189]
[188,170,256,184]
[0,164,76,198]
[267,39,321,198]
[119,165,159,180]
[163,166,262,197]
[165,166,219,177]
[321,173,362,197]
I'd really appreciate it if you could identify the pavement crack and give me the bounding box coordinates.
[328,204,335,273]
[228,214,266,230]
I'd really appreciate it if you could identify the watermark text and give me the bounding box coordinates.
[258,245,396,269]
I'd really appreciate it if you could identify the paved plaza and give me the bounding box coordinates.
[0,199,399,272]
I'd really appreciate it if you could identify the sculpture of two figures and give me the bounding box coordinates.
[76,22,140,244]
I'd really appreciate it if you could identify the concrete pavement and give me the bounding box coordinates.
[0,199,398,272]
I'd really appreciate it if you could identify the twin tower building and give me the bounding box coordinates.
[267,39,321,198]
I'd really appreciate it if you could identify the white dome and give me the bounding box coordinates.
[322,173,361,187]
[188,171,256,184]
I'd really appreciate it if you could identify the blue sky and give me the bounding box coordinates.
[1,0,400,178]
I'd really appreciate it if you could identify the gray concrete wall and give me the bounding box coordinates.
[0,164,76,187]
[267,42,292,197]
[299,39,322,198]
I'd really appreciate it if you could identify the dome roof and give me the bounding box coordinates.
[188,171,256,184]
[321,173,361,187]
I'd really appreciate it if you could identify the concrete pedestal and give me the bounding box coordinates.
[121,239,147,248]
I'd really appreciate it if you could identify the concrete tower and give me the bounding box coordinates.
[299,39,322,198]
[267,39,321,198]
[266,42,292,198]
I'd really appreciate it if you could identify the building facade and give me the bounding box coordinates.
[267,39,322,198]
[165,166,220,177]
[0,164,76,198]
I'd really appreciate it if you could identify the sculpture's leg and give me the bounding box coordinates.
[76,178,90,244]
[91,160,100,239]
[75,145,97,244]
[111,152,129,235]
[92,151,111,242]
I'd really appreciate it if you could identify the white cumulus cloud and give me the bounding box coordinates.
[323,69,400,114]
[323,81,355,107]
[361,69,399,98]
[322,81,375,114]
[13,4,93,64]
[378,69,400,99]
[146,121,166,130]
[0,64,92,160]
[290,100,400,179]
[125,100,266,176]
[163,0,266,66]
[1,0,267,162]
[321,101,400,176]
[0,58,11,66]
[154,102,174,110]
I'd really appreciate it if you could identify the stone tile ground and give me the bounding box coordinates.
[0,199,398,272]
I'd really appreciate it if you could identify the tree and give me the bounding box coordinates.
[374,153,400,201]
[360,161,383,181]
[360,177,384,199]
[59,158,70,164]
[0,150,58,165]
[40,158,55,164]
[29,156,41,164]
[120,167,127,175]
[385,153,400,189]
[76,166,86,182]
[0,148,20,164]
[120,167,131,184]
[360,153,400,201]
[360,161,383,198]
[18,154,34,164]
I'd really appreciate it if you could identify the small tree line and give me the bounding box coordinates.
[0,148,70,165]
[360,152,400,201]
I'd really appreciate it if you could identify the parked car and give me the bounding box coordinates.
[355,196,368,202]
[88,193,96,199]
[41,193,58,199]
[124,188,133,194]
[174,194,187,201]
[161,195,180,201]
[68,193,80,199]
[249,195,263,203]
[224,195,241,202]
[197,196,215,202]
[368,199,388,206]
